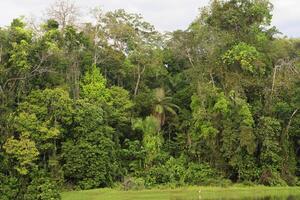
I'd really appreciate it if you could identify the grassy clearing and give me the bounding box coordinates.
[61,186,300,200]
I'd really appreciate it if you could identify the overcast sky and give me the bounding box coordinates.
[0,0,299,37]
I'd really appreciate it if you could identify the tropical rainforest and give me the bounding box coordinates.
[0,0,300,199]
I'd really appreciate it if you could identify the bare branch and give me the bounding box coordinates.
[271,58,299,97]
[47,0,80,30]
[2,54,52,90]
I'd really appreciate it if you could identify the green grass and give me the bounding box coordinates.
[61,186,300,200]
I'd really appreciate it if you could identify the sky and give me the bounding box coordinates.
[0,0,299,37]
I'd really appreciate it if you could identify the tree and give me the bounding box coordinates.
[62,100,118,189]
[1,0,300,192]
[89,9,165,95]
[152,87,179,129]
[3,136,39,175]
[16,88,72,152]
[47,0,80,30]
[24,171,61,200]
[80,64,109,102]
[133,116,162,167]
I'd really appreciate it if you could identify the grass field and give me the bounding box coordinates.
[61,186,300,200]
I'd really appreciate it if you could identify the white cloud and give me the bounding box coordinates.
[271,0,300,37]
[0,0,299,37]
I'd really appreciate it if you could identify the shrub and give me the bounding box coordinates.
[0,173,19,200]
[24,173,61,200]
[142,156,186,186]
[259,168,287,186]
[135,156,232,187]
[184,163,219,185]
[205,178,232,187]
[123,177,145,190]
[295,179,300,186]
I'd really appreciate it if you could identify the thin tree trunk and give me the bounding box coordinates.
[187,132,192,148]
[284,109,299,139]
[134,65,145,96]
[93,27,99,65]
[186,48,195,68]
[281,108,298,164]
[0,45,2,63]
[134,73,141,96]
[210,71,215,88]
[43,152,47,170]
[271,65,278,97]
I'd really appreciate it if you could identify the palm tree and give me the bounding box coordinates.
[152,87,179,129]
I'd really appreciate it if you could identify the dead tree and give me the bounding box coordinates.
[47,0,80,30]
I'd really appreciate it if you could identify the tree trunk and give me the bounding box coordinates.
[271,65,278,97]
[283,109,299,140]
[134,65,145,96]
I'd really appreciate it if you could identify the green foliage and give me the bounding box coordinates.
[190,89,259,181]
[9,18,32,43]
[0,0,299,194]
[121,139,146,173]
[223,42,264,74]
[16,88,73,155]
[3,136,39,175]
[62,99,119,189]
[43,19,60,30]
[185,163,223,185]
[152,87,179,128]
[0,173,19,200]
[24,172,61,200]
[80,65,109,101]
[213,92,230,114]
[204,0,273,34]
[108,86,134,129]
[62,138,117,189]
[137,156,223,187]
[9,40,31,71]
[123,177,145,190]
[257,117,282,170]
[256,117,286,186]
[157,156,186,186]
[133,116,162,166]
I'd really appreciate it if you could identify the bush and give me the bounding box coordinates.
[205,178,232,187]
[0,173,19,200]
[164,157,186,185]
[141,156,186,187]
[123,177,145,190]
[184,163,219,185]
[295,179,300,186]
[259,168,287,186]
[136,156,230,187]
[240,181,256,186]
[62,137,119,190]
[24,172,61,200]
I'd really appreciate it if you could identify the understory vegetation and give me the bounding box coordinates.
[0,0,300,199]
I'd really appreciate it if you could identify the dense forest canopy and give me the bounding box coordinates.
[0,0,300,199]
